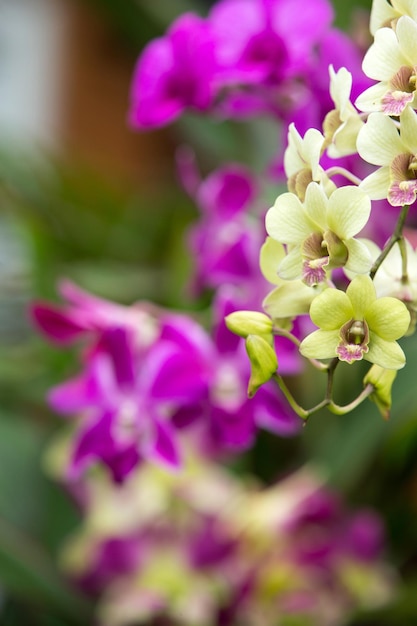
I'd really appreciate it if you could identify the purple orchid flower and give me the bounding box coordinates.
[31,279,158,347]
[48,318,213,481]
[210,0,333,85]
[129,13,218,129]
[178,159,264,295]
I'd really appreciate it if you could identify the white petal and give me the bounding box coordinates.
[327,186,371,239]
[330,115,363,158]
[397,16,417,63]
[304,182,328,229]
[362,27,409,81]
[259,237,285,285]
[356,113,404,165]
[266,193,313,243]
[329,65,352,113]
[370,0,398,34]
[359,167,391,200]
[284,125,325,181]
[278,247,303,281]
[344,238,373,274]
[399,106,417,154]
[355,82,392,113]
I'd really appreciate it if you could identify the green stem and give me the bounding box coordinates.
[370,204,409,279]
[398,236,409,283]
[329,383,374,415]
[272,374,329,420]
[325,358,339,401]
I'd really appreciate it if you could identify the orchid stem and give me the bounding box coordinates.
[329,383,374,415]
[272,374,329,420]
[370,204,409,279]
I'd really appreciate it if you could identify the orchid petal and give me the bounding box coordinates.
[310,289,352,330]
[327,186,371,239]
[299,329,339,360]
[365,297,410,340]
[365,334,406,369]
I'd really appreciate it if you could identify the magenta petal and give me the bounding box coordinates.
[99,328,136,388]
[70,412,140,483]
[272,0,333,48]
[30,303,88,344]
[147,343,208,402]
[48,376,94,414]
[197,165,258,218]
[58,279,107,311]
[129,13,216,129]
[49,352,119,415]
[148,418,181,469]
[211,404,256,450]
[346,511,384,561]
[129,38,182,128]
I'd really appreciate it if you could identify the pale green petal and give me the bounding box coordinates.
[310,288,352,330]
[278,247,303,281]
[362,27,409,81]
[356,113,405,166]
[399,106,417,154]
[365,297,410,340]
[397,16,417,63]
[365,333,406,369]
[327,186,371,239]
[266,193,312,243]
[359,167,390,200]
[263,282,319,319]
[260,237,285,285]
[346,275,377,317]
[304,182,328,228]
[344,238,373,274]
[299,329,339,360]
[355,82,391,113]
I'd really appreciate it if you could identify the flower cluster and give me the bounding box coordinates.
[129,0,368,147]
[228,0,417,421]
[32,277,300,482]
[30,1,417,622]
[46,443,394,626]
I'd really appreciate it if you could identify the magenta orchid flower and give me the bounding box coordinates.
[48,318,213,481]
[129,13,218,128]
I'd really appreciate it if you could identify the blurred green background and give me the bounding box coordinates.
[2,0,417,624]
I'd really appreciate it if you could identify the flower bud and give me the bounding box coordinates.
[363,365,397,420]
[225,311,273,343]
[245,335,278,398]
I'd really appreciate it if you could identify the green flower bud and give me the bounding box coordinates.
[225,311,273,343]
[245,335,278,398]
[363,364,397,420]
